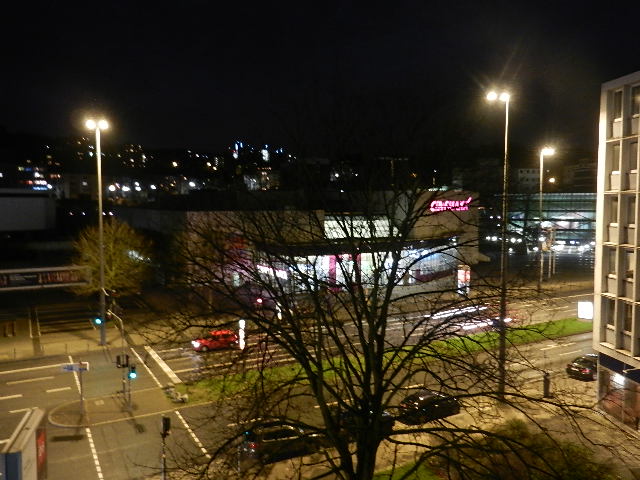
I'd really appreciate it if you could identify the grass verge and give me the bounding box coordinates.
[372,462,441,479]
[177,317,593,402]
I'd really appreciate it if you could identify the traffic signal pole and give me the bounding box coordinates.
[111,310,133,410]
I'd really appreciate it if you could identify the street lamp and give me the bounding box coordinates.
[538,146,555,292]
[86,118,109,346]
[486,90,510,401]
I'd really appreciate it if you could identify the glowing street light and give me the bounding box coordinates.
[86,118,109,346]
[486,89,510,401]
[538,146,555,292]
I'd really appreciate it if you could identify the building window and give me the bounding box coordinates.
[610,197,619,223]
[623,302,633,332]
[613,144,621,171]
[614,90,623,119]
[633,85,640,117]
[625,250,635,279]
[604,298,615,326]
[608,247,617,275]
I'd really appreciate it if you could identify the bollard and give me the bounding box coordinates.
[543,371,552,398]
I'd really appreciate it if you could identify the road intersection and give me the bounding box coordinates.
[0,284,597,479]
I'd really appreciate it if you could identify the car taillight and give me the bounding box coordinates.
[247,441,259,449]
[581,368,590,374]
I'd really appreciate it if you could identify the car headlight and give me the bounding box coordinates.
[191,340,201,348]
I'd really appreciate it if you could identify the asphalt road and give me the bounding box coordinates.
[152,290,592,384]
[0,348,211,480]
[0,283,596,479]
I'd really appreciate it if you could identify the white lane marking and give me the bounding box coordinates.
[174,410,211,459]
[559,350,582,357]
[47,387,72,393]
[68,355,82,392]
[86,427,104,480]
[9,407,36,414]
[130,348,163,388]
[6,376,55,385]
[0,394,23,401]
[0,439,8,444]
[0,363,66,375]
[539,341,575,351]
[144,346,182,384]
[174,367,200,373]
[67,355,104,480]
[156,347,183,354]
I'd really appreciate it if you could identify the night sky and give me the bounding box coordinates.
[2,1,640,155]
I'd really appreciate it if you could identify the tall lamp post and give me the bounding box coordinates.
[487,90,510,401]
[537,147,555,293]
[86,118,109,346]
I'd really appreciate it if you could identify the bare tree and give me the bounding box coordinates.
[143,177,623,480]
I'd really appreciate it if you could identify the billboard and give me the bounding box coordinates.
[0,266,89,292]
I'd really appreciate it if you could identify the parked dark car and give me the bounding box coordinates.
[397,389,460,425]
[331,407,395,441]
[566,353,598,380]
[191,329,238,352]
[238,420,325,466]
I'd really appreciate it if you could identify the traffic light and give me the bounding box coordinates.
[128,365,137,379]
[116,354,129,368]
[161,416,171,437]
[93,317,103,326]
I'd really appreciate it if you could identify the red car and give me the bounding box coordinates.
[191,330,239,352]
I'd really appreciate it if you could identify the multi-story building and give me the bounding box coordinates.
[594,70,640,428]
[514,168,540,193]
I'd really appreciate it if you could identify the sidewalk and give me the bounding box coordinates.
[0,319,150,362]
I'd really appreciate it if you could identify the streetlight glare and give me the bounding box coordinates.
[85,118,109,130]
[486,91,510,103]
[541,146,555,156]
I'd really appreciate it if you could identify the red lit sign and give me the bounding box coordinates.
[430,196,473,212]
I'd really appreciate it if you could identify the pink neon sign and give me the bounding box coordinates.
[430,196,473,212]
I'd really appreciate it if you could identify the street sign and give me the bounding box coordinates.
[61,362,90,372]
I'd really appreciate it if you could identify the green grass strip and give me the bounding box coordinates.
[372,461,441,479]
[177,317,592,401]
[429,317,592,356]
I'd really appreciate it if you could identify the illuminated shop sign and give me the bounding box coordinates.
[257,264,288,280]
[430,196,473,213]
